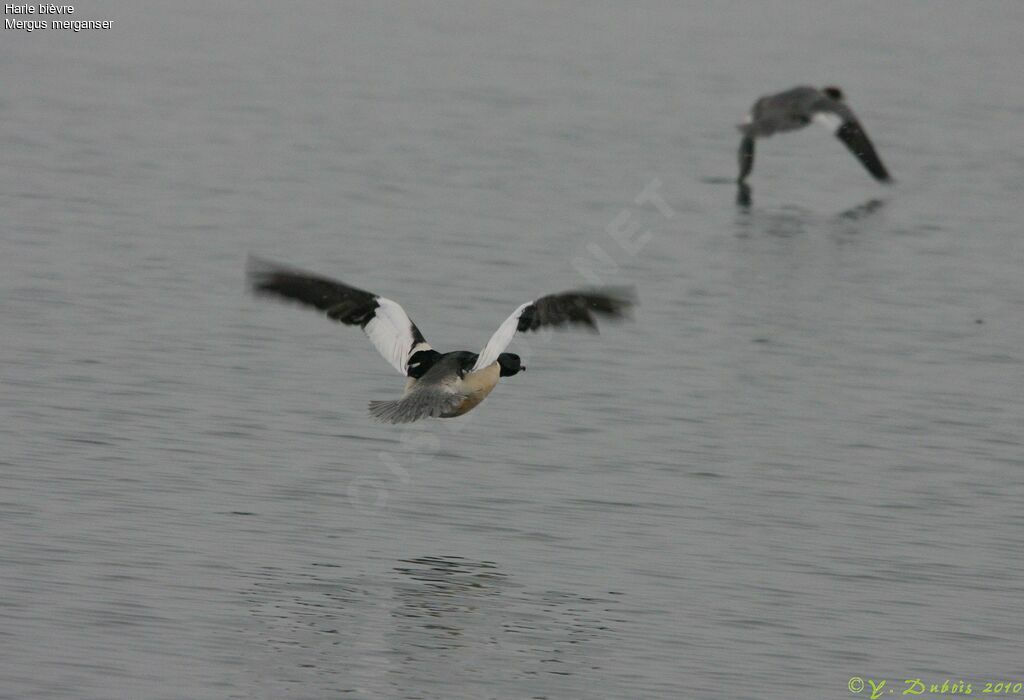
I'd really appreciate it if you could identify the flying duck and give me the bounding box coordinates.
[737,86,892,184]
[247,257,634,424]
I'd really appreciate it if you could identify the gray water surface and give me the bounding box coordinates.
[3,2,1024,698]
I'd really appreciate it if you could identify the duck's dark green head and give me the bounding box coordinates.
[497,353,525,377]
[823,86,844,101]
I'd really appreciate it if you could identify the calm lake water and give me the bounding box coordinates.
[3,2,1024,698]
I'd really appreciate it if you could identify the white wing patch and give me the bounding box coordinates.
[812,111,843,133]
[363,297,425,375]
[473,300,532,371]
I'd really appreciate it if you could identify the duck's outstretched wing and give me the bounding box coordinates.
[834,118,891,182]
[814,101,892,182]
[247,256,432,375]
[471,288,635,371]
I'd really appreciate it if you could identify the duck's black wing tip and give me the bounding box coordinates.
[520,288,637,333]
[245,255,380,325]
[835,121,891,183]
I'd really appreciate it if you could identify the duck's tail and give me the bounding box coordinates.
[368,388,463,424]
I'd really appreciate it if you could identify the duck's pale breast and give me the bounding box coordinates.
[444,363,500,417]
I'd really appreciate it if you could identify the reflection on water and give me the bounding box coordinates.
[733,196,890,239]
[837,197,887,221]
[390,556,623,697]
[736,182,753,208]
[391,556,508,649]
[242,556,625,697]
[734,183,886,224]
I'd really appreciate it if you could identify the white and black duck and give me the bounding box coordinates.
[247,257,634,424]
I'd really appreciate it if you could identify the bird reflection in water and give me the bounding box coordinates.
[389,554,622,696]
[837,197,887,221]
[241,555,621,695]
[391,556,508,647]
[736,181,753,208]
